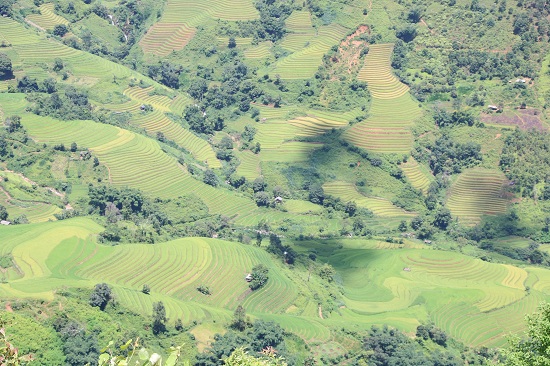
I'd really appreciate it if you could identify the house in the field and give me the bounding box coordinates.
[245,273,253,282]
[0,220,11,225]
[274,196,283,204]
[488,105,499,111]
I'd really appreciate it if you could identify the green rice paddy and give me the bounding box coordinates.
[3,219,550,348]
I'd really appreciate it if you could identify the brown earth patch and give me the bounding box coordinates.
[480,109,547,131]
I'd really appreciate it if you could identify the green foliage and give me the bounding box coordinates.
[53,24,68,37]
[1,312,64,365]
[196,285,211,295]
[230,305,250,332]
[501,129,550,197]
[203,169,218,187]
[425,135,482,175]
[249,264,269,290]
[142,284,151,294]
[363,325,461,366]
[26,86,93,120]
[503,302,550,365]
[0,204,7,221]
[0,52,12,78]
[0,327,32,365]
[89,283,112,310]
[433,109,476,128]
[96,339,183,366]
[224,348,287,366]
[318,263,335,282]
[152,301,167,335]
[196,320,292,366]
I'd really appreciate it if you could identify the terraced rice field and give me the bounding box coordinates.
[20,113,253,216]
[107,86,218,167]
[323,181,413,217]
[0,199,61,223]
[260,142,322,163]
[0,219,303,327]
[130,111,220,168]
[280,11,315,52]
[274,24,349,79]
[357,44,409,100]
[4,218,550,347]
[162,0,258,24]
[26,3,69,31]
[123,86,174,112]
[446,168,508,225]
[141,0,258,55]
[344,44,423,153]
[235,150,261,180]
[244,42,272,59]
[140,23,196,57]
[400,157,433,193]
[322,245,545,346]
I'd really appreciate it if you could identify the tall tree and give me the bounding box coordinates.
[0,53,12,78]
[89,283,111,310]
[152,301,167,335]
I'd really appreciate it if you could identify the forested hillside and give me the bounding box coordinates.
[0,0,550,364]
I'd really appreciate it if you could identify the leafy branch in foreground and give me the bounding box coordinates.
[0,327,33,365]
[94,338,185,366]
[502,302,550,365]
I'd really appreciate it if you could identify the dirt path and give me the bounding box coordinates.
[318,305,324,319]
[3,169,65,198]
[5,303,13,312]
[420,19,435,35]
[0,186,12,200]
[24,19,45,32]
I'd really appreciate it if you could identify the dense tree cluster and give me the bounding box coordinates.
[433,108,476,128]
[425,135,482,175]
[196,319,294,366]
[500,129,550,197]
[362,325,492,366]
[0,52,12,79]
[24,85,96,121]
[249,263,270,290]
[53,318,99,366]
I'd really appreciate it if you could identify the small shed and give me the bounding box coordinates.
[403,267,411,272]
[487,105,499,111]
[0,220,11,225]
[245,273,253,282]
[423,239,432,244]
[274,196,283,203]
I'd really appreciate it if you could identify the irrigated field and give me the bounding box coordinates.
[141,0,258,57]
[343,44,423,153]
[140,23,196,57]
[274,23,349,79]
[323,181,413,217]
[26,3,69,31]
[3,219,550,347]
[9,109,252,217]
[446,168,509,225]
[400,157,433,193]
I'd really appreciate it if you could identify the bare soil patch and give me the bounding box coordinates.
[480,109,547,131]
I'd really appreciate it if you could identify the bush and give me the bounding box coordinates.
[203,169,218,187]
[53,24,68,37]
[0,52,12,78]
[89,283,112,310]
[249,264,269,290]
[196,285,211,295]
